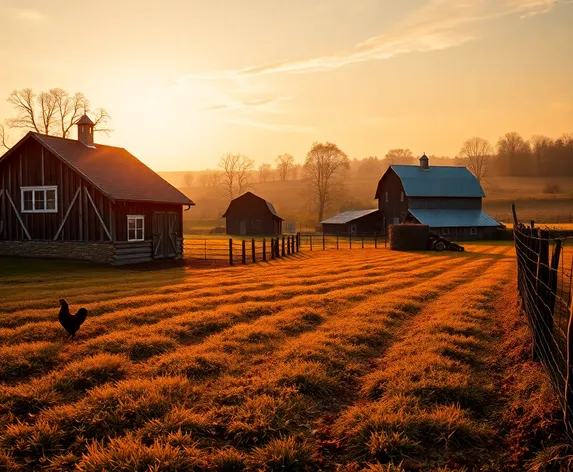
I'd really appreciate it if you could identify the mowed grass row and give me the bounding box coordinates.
[0,246,516,471]
[0,252,499,385]
[332,256,515,470]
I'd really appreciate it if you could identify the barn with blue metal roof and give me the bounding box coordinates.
[375,154,502,240]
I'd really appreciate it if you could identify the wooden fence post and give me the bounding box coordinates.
[276,238,280,258]
[252,239,256,263]
[287,236,291,255]
[263,239,267,262]
[549,240,563,313]
[282,236,286,256]
[349,233,352,249]
[362,235,364,249]
[296,232,300,252]
[242,240,246,265]
[229,238,233,266]
[336,233,339,250]
[375,233,377,249]
[322,233,325,250]
[309,233,313,251]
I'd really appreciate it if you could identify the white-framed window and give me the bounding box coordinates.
[385,192,388,202]
[127,215,145,241]
[441,228,450,236]
[21,186,57,213]
[470,227,478,235]
[400,191,404,202]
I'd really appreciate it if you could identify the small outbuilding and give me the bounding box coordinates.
[321,209,380,235]
[222,191,282,236]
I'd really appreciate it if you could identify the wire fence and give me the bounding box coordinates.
[495,211,573,226]
[513,204,573,438]
[298,232,388,251]
[184,234,301,265]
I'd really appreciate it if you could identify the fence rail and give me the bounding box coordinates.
[298,232,388,251]
[184,233,301,266]
[513,204,573,438]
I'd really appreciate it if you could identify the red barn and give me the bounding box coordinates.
[0,115,194,265]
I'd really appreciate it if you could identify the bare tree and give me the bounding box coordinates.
[275,153,295,180]
[219,153,255,200]
[2,88,111,146]
[258,163,273,182]
[497,131,530,155]
[303,142,350,223]
[459,137,493,184]
[199,169,223,188]
[530,135,552,173]
[384,148,415,165]
[0,124,10,150]
[182,172,194,188]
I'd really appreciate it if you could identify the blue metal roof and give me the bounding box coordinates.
[409,209,501,228]
[391,165,485,198]
[321,209,378,225]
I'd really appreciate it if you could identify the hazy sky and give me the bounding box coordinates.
[0,0,572,170]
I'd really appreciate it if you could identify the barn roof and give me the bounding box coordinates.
[1,132,194,206]
[409,209,501,228]
[321,209,379,225]
[379,165,485,198]
[222,191,283,220]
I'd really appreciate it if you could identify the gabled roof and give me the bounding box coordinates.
[76,115,94,125]
[222,191,283,220]
[377,165,485,198]
[409,209,501,228]
[321,209,379,225]
[0,132,194,206]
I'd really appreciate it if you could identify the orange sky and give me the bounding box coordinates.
[0,0,572,170]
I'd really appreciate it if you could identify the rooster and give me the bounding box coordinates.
[58,299,88,341]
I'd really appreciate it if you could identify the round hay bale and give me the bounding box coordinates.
[389,224,430,251]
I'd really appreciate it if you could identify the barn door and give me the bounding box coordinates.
[152,212,165,259]
[166,212,178,258]
[239,220,247,235]
[153,212,178,259]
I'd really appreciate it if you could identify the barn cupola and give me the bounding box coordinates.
[419,153,429,170]
[76,114,95,147]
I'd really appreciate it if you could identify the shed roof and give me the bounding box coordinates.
[409,209,501,228]
[321,209,379,225]
[222,191,283,220]
[0,132,194,205]
[381,165,485,198]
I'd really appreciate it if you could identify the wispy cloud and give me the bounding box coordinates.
[200,97,288,112]
[181,0,564,81]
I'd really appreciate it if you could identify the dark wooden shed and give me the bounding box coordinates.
[0,115,194,265]
[321,209,380,235]
[223,192,282,236]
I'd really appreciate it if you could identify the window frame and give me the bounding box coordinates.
[385,192,388,202]
[400,191,404,202]
[441,228,450,236]
[127,215,145,242]
[21,186,58,213]
[470,227,478,236]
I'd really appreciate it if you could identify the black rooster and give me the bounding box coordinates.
[58,299,88,341]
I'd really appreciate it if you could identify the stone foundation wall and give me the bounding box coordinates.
[0,241,115,264]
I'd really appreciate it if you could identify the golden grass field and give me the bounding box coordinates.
[0,245,568,471]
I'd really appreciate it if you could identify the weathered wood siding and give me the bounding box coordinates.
[224,193,281,236]
[0,138,114,242]
[377,169,408,230]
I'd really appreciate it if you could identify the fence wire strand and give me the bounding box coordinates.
[514,220,573,437]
